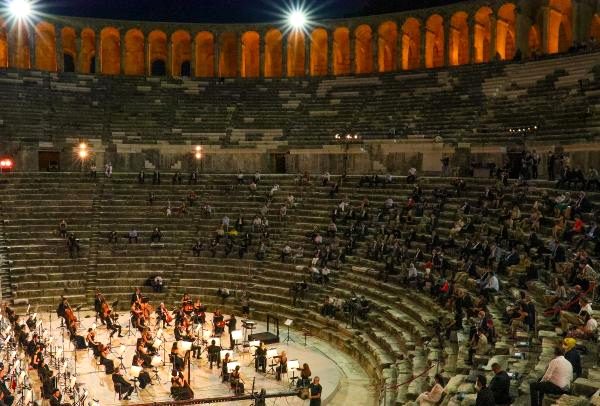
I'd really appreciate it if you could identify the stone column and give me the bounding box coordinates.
[305,34,310,76]
[281,35,288,77]
[95,30,102,74]
[7,29,17,68]
[166,34,173,76]
[349,29,355,74]
[144,34,150,75]
[397,20,404,71]
[516,12,530,57]
[541,6,550,54]
[120,30,125,75]
[75,35,82,73]
[371,30,378,73]
[259,33,265,78]
[190,34,196,78]
[213,32,220,77]
[237,33,242,77]
[327,30,333,75]
[420,28,426,68]
[489,15,497,61]
[470,18,478,63]
[444,21,451,67]
[28,29,36,69]
[55,25,63,72]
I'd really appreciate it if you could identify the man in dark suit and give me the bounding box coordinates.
[475,375,496,406]
[489,363,511,405]
[112,368,134,400]
[49,389,62,406]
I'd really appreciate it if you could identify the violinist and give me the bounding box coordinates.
[112,368,134,400]
[297,363,312,388]
[38,359,56,399]
[230,365,244,395]
[130,301,145,330]
[170,370,194,401]
[131,288,142,305]
[275,350,288,381]
[135,338,153,367]
[174,325,191,342]
[156,302,173,328]
[192,299,206,325]
[99,343,115,374]
[49,389,62,406]
[213,309,225,335]
[140,298,153,326]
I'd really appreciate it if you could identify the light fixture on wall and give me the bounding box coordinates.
[8,0,31,18]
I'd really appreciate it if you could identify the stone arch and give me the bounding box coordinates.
[195,31,214,77]
[474,7,492,63]
[591,14,600,41]
[378,21,397,72]
[61,27,77,72]
[449,11,469,66]
[241,31,259,78]
[333,27,350,75]
[547,0,573,53]
[0,19,7,68]
[402,18,421,70]
[264,29,282,77]
[148,30,167,75]
[287,30,305,77]
[11,22,31,69]
[35,22,56,71]
[124,29,144,76]
[529,24,541,54]
[354,24,373,74]
[80,28,95,74]
[218,31,237,77]
[425,14,444,68]
[310,28,328,76]
[497,3,517,60]
[100,27,120,75]
[171,30,191,77]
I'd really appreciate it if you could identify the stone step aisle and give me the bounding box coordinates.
[85,179,105,304]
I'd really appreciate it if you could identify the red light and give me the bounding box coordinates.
[0,159,14,168]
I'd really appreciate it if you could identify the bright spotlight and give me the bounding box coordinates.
[79,142,87,150]
[288,10,306,28]
[9,0,31,18]
[78,150,88,159]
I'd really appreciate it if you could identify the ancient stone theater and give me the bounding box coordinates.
[0,0,599,405]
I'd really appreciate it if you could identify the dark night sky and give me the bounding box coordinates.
[37,0,465,24]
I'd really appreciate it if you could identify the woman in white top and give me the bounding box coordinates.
[416,374,444,405]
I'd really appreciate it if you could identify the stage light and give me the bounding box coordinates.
[9,0,31,18]
[288,10,306,28]
[79,142,87,150]
[78,150,88,159]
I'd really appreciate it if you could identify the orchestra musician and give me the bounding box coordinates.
[86,328,101,357]
[230,365,244,395]
[130,288,142,305]
[213,309,225,335]
[170,370,194,401]
[297,363,312,388]
[112,368,134,400]
[156,302,173,328]
[38,359,56,399]
[207,339,221,369]
[56,296,69,325]
[31,345,44,369]
[275,351,288,381]
[136,337,154,367]
[170,342,185,372]
[94,291,106,325]
[132,356,152,389]
[226,314,237,350]
[192,299,206,325]
[0,364,15,406]
[255,342,267,373]
[130,300,146,331]
[99,343,115,374]
[221,353,231,383]
[49,389,62,406]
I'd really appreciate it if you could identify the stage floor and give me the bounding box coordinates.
[27,310,375,405]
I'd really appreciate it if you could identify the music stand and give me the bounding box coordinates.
[130,366,142,394]
[117,345,127,370]
[150,356,162,382]
[227,361,240,374]
[266,348,278,375]
[287,359,300,388]
[231,330,243,352]
[283,319,293,344]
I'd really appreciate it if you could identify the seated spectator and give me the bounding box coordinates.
[474,374,495,406]
[415,374,444,405]
[467,328,488,365]
[529,346,572,406]
[407,167,417,183]
[281,245,292,263]
[152,276,163,293]
[150,227,162,243]
[559,296,592,332]
[217,288,230,304]
[108,230,118,244]
[59,220,68,238]
[566,310,597,340]
[236,170,244,185]
[67,233,81,258]
[192,240,204,257]
[128,229,139,244]
[562,338,582,378]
